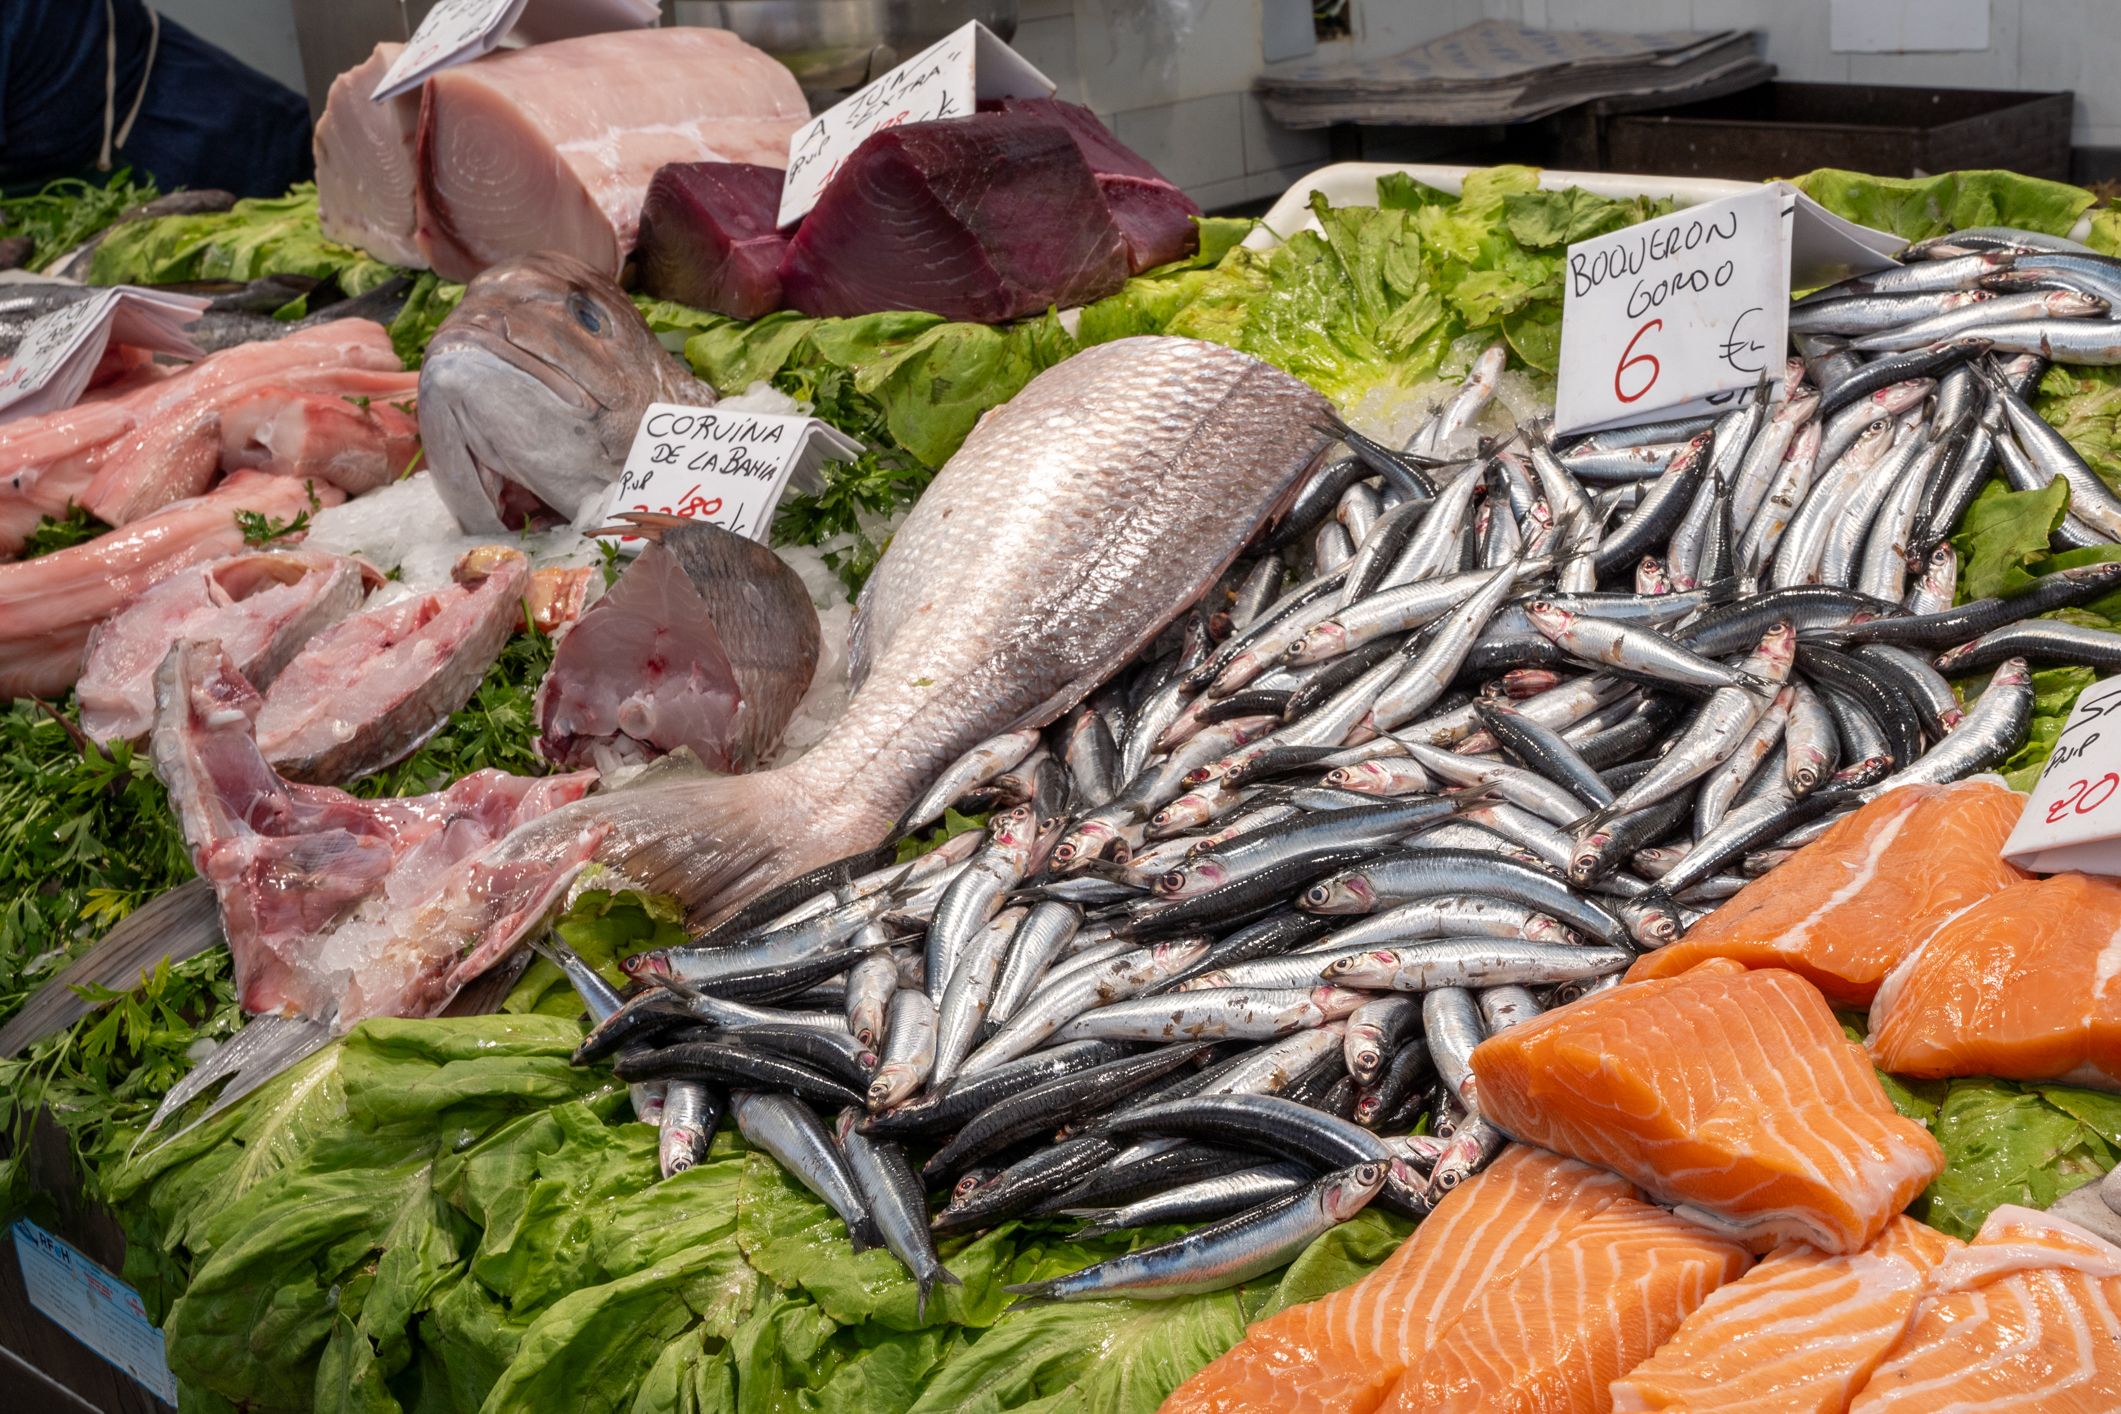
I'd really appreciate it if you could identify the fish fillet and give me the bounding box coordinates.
[218,377,422,495]
[1380,1196,1752,1414]
[415,29,806,283]
[313,43,426,269]
[0,471,342,699]
[78,549,374,744]
[1471,959,1945,1254]
[1848,1205,2121,1411]
[1868,871,2121,1089]
[1162,1145,1638,1414]
[1609,1216,1961,1413]
[1627,781,2027,1006]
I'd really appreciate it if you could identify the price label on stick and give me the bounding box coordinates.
[1553,183,1901,436]
[598,403,864,549]
[2004,675,2121,874]
[371,0,657,101]
[777,20,1055,227]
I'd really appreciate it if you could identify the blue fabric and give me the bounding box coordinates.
[1,0,312,197]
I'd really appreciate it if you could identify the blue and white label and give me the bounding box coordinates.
[12,1219,179,1405]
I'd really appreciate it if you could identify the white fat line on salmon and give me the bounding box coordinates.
[1774,802,1916,954]
[1866,891,2011,1034]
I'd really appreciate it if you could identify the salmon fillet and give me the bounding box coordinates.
[1609,1216,1960,1413]
[1470,959,1944,1254]
[1849,1205,2121,1411]
[1380,1197,1752,1414]
[1868,872,2121,1089]
[1627,781,2027,1006]
[1159,1146,1637,1414]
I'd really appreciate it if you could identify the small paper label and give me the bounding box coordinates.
[1554,183,1900,436]
[12,1219,179,1406]
[778,21,1054,227]
[371,0,656,101]
[2003,675,2121,874]
[0,286,208,423]
[600,402,864,546]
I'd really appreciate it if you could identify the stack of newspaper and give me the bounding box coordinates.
[1258,19,1767,129]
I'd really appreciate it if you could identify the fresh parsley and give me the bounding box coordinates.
[22,504,108,558]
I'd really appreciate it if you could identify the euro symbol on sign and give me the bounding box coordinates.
[1718,307,1767,375]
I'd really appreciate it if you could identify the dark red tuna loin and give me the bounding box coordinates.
[990,97,1202,273]
[778,110,1131,323]
[635,162,789,318]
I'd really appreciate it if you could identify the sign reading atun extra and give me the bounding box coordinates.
[600,402,864,547]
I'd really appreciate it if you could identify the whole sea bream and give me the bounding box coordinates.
[403,335,1334,998]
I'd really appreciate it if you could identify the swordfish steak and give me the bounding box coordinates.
[313,43,425,269]
[415,28,807,282]
[372,335,1333,1013]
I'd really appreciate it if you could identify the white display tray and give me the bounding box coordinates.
[1244,161,2102,251]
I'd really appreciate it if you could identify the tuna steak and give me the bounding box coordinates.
[313,43,425,269]
[991,98,1201,273]
[393,336,1332,1013]
[778,109,1133,322]
[78,549,376,745]
[149,638,597,1022]
[536,517,821,773]
[415,28,808,282]
[254,544,529,783]
[635,162,789,319]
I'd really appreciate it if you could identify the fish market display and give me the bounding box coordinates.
[77,548,374,744]
[312,43,424,269]
[0,319,405,555]
[1866,871,2121,1086]
[252,545,529,783]
[0,471,342,699]
[152,638,596,1025]
[1846,1205,2121,1410]
[535,518,821,772]
[1382,1195,1750,1413]
[1165,1146,1638,1412]
[1609,1216,1959,1414]
[417,252,720,534]
[1471,958,1943,1252]
[414,29,807,281]
[1628,779,2029,1005]
[779,108,1134,322]
[634,162,789,319]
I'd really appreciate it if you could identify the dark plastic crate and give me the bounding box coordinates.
[1600,81,2074,181]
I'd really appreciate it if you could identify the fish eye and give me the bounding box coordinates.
[568,292,604,334]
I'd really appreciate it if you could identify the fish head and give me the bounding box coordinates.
[1174,972,1228,991]
[1352,1090,1383,1122]
[658,1125,704,1176]
[1787,744,1831,795]
[1566,840,1609,887]
[1287,622,1345,665]
[2053,290,2110,319]
[1991,656,2032,688]
[1750,620,1799,674]
[1634,558,1670,595]
[620,950,670,980]
[1326,1161,1391,1218]
[1157,860,1224,897]
[1303,873,1371,914]
[950,1169,999,1205]
[418,251,706,534]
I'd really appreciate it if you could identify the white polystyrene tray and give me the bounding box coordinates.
[1244,161,2100,250]
[1243,162,1760,251]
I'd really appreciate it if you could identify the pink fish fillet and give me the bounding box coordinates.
[77,549,377,744]
[0,321,402,551]
[254,544,530,783]
[148,638,598,1022]
[217,377,421,495]
[313,43,426,270]
[414,28,807,282]
[0,470,342,699]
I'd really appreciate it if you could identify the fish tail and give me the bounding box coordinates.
[593,766,838,930]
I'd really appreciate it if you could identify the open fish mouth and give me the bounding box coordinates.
[418,345,589,532]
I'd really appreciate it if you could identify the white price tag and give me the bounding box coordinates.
[371,0,657,101]
[13,1220,179,1406]
[1554,183,1901,436]
[599,402,864,547]
[778,20,1054,227]
[2003,675,2121,874]
[0,285,208,423]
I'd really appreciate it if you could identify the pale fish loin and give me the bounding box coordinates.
[404,336,1334,1012]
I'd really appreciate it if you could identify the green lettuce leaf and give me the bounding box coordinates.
[1952,478,2069,600]
[1793,168,2095,241]
[1915,1079,2120,1239]
[87,185,398,296]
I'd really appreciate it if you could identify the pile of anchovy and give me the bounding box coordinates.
[549,225,2121,1310]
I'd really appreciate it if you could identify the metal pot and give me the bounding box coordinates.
[674,0,1020,105]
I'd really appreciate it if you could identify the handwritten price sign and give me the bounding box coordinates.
[777,21,1054,226]
[371,0,655,101]
[599,403,864,550]
[2005,676,2121,874]
[1553,184,1900,437]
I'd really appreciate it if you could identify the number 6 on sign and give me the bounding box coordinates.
[1615,320,1661,404]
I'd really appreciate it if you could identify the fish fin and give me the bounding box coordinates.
[0,878,222,1058]
[1570,802,1622,836]
[439,948,532,1016]
[132,1013,334,1154]
[1695,576,1744,608]
[594,771,818,931]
